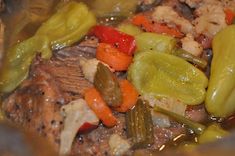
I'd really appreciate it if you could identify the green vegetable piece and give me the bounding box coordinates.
[128,52,208,105]
[91,0,138,17]
[126,99,154,149]
[36,1,96,50]
[206,25,235,117]
[94,63,123,107]
[118,23,143,36]
[178,142,198,151]
[198,124,229,144]
[154,106,205,135]
[0,36,51,93]
[173,49,208,69]
[135,32,176,53]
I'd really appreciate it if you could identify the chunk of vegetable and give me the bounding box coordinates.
[126,99,154,149]
[118,23,143,36]
[91,0,138,17]
[91,25,136,55]
[198,124,229,144]
[94,63,122,107]
[151,111,171,128]
[0,36,51,93]
[142,95,187,116]
[173,48,207,69]
[132,14,183,38]
[84,87,117,127]
[36,1,96,50]
[132,14,154,32]
[96,43,133,71]
[80,58,100,83]
[206,25,235,117]
[135,32,176,53]
[128,52,208,105]
[114,79,139,112]
[78,122,98,134]
[60,99,99,155]
[224,8,235,25]
[109,134,131,156]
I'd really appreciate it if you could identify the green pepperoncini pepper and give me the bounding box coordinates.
[128,52,208,105]
[206,25,235,117]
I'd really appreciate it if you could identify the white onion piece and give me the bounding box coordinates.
[80,58,114,83]
[142,95,186,116]
[109,134,131,156]
[151,111,171,128]
[79,58,99,83]
[142,95,187,128]
[59,99,99,155]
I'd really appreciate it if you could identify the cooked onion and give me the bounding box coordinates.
[142,95,187,127]
[59,99,99,155]
[109,134,131,156]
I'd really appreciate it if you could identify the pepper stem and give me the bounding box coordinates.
[173,48,207,69]
[154,106,206,135]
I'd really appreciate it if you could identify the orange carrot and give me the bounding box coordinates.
[114,80,139,112]
[152,23,184,38]
[225,8,235,25]
[84,87,117,127]
[132,14,155,32]
[96,43,133,71]
[132,14,183,38]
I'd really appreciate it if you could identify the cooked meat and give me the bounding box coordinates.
[2,64,65,150]
[186,105,208,123]
[38,57,92,101]
[55,37,98,60]
[50,38,97,100]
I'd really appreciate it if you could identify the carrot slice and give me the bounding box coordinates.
[114,80,139,112]
[84,87,117,127]
[132,14,154,32]
[152,23,184,38]
[132,14,183,38]
[225,8,235,25]
[96,43,133,71]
